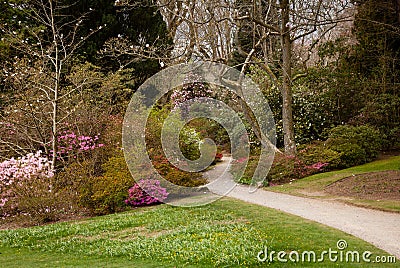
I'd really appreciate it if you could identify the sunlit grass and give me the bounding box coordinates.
[0,198,397,267]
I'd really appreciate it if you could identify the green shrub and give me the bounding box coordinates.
[266,154,316,185]
[179,127,201,161]
[163,169,206,187]
[90,153,134,215]
[387,127,400,149]
[325,138,366,168]
[230,154,324,186]
[298,141,342,169]
[350,94,400,149]
[328,125,382,161]
[297,125,384,170]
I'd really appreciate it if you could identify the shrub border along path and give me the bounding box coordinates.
[206,157,400,259]
[268,155,400,212]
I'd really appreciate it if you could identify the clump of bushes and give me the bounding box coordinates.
[68,150,206,215]
[231,125,383,187]
[299,125,384,169]
[230,154,327,186]
[326,125,383,166]
[266,154,326,185]
[297,141,342,168]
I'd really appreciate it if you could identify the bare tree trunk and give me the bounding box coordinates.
[50,0,58,170]
[280,0,296,156]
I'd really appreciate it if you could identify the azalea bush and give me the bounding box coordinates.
[54,130,105,163]
[297,141,342,169]
[0,151,54,210]
[0,151,62,223]
[125,179,169,207]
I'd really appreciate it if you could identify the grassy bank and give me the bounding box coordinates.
[0,198,397,267]
[267,156,400,212]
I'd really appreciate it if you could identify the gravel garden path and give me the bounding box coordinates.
[205,157,400,259]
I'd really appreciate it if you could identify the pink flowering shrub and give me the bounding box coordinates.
[125,179,169,207]
[0,151,54,209]
[266,154,329,185]
[0,151,72,224]
[305,162,329,171]
[54,130,104,162]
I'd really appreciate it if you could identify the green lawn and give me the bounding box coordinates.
[267,156,400,212]
[0,198,397,267]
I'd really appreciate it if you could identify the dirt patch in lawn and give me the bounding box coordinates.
[325,171,400,201]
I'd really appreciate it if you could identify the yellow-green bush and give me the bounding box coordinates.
[90,153,134,215]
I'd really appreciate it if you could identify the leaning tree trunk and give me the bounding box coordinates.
[280,0,296,156]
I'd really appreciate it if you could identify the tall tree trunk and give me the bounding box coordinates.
[280,0,296,156]
[50,0,58,170]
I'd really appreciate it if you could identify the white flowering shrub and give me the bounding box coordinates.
[0,151,68,223]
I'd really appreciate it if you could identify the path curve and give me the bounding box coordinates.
[204,157,400,259]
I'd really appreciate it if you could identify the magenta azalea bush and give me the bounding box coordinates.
[125,179,169,207]
[0,151,54,209]
[53,130,104,162]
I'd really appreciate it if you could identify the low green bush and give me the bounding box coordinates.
[266,153,320,185]
[325,138,367,168]
[297,125,384,170]
[298,141,342,169]
[163,169,206,187]
[90,154,134,215]
[230,154,325,186]
[327,125,382,162]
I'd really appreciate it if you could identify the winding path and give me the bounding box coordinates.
[204,157,400,259]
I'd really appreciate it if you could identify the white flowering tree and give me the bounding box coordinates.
[0,0,102,169]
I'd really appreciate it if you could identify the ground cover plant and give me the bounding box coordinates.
[0,198,397,267]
